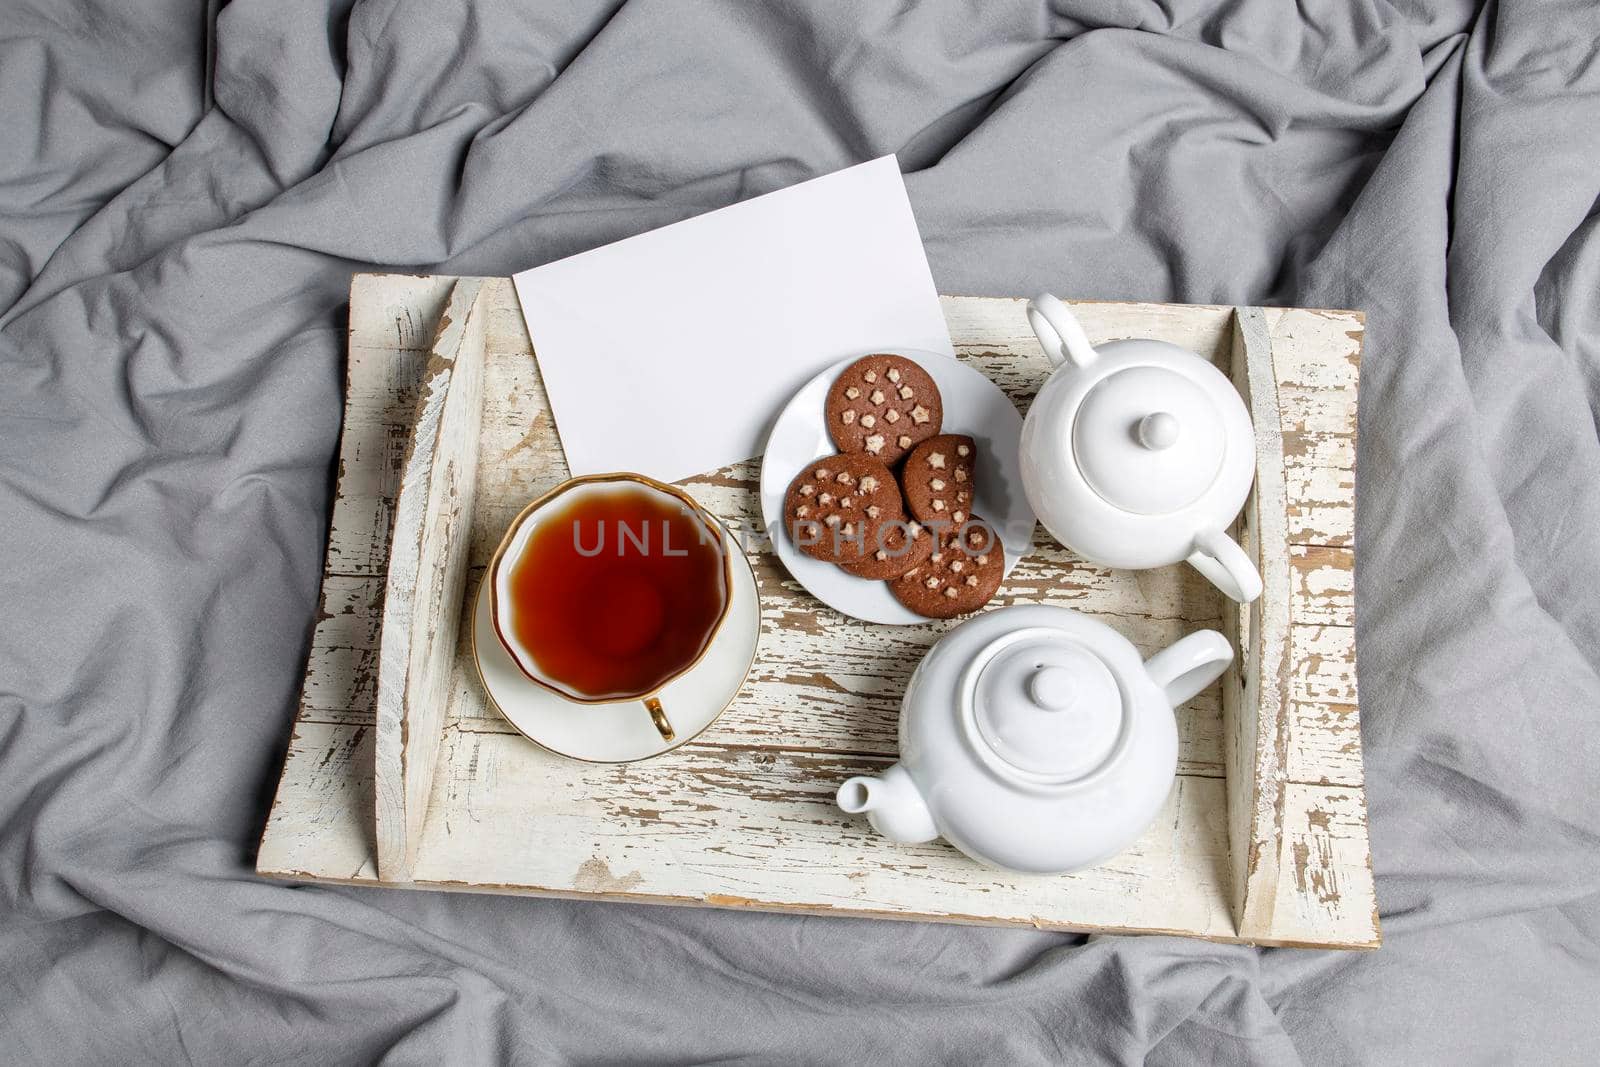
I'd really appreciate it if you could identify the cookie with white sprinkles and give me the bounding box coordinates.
[837,517,934,580]
[901,434,977,526]
[888,515,1004,619]
[783,453,903,564]
[824,354,942,464]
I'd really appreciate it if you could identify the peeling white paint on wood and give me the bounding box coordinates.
[374,279,487,881]
[1274,783,1379,946]
[1290,545,1355,625]
[1221,305,1291,940]
[258,275,1375,948]
[264,720,1241,938]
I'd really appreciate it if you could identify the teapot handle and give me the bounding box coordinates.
[1144,629,1233,707]
[1027,293,1099,369]
[1186,528,1264,604]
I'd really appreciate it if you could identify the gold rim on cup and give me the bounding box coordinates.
[470,514,759,765]
[483,472,740,744]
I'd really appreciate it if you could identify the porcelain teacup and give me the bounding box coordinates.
[487,473,732,741]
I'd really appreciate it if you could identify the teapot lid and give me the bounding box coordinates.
[971,631,1124,780]
[1071,363,1226,515]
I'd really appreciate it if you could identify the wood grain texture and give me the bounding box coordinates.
[258,276,1376,948]
[1223,306,1291,939]
[374,279,487,881]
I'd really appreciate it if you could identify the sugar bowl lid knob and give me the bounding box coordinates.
[1137,411,1180,451]
[1071,366,1226,515]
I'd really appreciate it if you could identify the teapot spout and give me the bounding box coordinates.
[837,763,938,845]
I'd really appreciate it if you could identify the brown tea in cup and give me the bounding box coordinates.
[490,476,730,732]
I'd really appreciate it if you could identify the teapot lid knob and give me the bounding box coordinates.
[970,635,1125,780]
[1137,411,1180,451]
[1028,666,1078,711]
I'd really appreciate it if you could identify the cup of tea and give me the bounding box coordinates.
[487,473,733,741]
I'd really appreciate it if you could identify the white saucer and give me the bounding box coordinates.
[472,521,761,763]
[759,348,1036,625]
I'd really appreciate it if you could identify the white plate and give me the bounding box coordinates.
[472,521,761,763]
[759,348,1036,625]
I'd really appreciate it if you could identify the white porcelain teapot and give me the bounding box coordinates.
[836,605,1232,874]
[1019,293,1263,603]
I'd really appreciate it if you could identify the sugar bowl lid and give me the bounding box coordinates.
[1071,361,1227,515]
[968,628,1125,781]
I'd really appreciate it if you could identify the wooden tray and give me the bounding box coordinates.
[256,274,1377,949]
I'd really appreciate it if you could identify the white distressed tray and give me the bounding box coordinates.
[256,274,1377,949]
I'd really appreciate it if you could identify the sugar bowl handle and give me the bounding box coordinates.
[1027,293,1099,369]
[1186,528,1264,604]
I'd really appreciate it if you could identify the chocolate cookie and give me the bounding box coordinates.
[783,454,902,564]
[837,517,934,580]
[888,516,1005,619]
[901,434,977,526]
[825,354,942,464]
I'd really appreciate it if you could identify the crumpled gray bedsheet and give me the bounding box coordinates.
[3,0,1598,1062]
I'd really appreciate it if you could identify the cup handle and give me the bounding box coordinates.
[1026,293,1099,369]
[1186,528,1264,604]
[1144,629,1234,707]
[643,696,675,742]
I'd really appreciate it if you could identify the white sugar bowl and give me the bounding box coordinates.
[1019,293,1263,603]
[836,605,1231,874]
